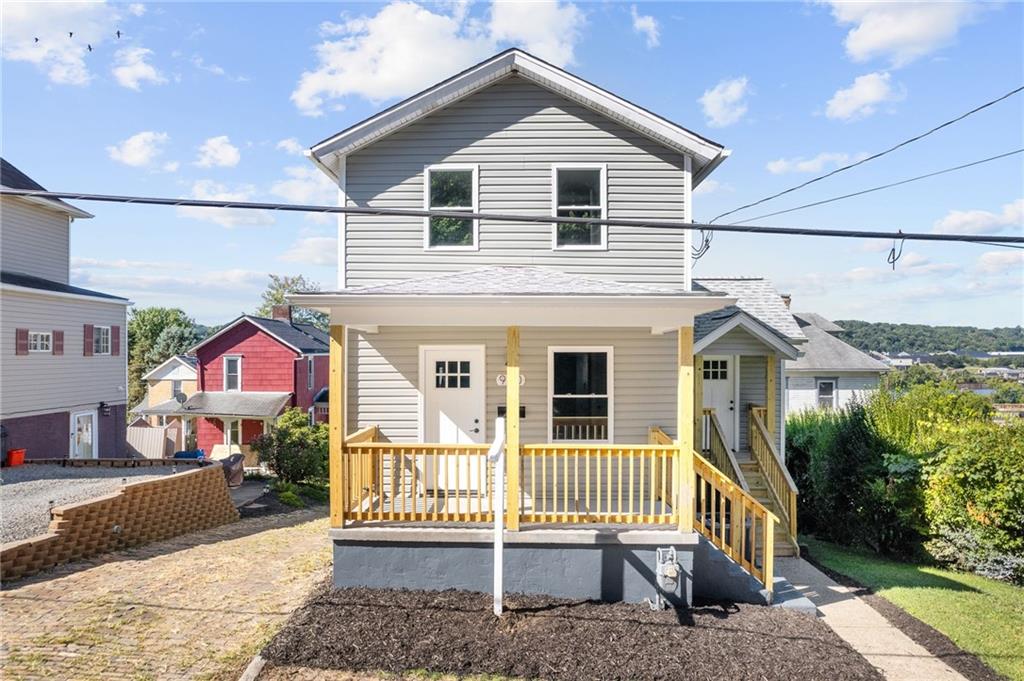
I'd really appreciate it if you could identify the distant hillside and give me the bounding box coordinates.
[833,321,1024,354]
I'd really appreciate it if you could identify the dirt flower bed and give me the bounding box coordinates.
[263,584,882,681]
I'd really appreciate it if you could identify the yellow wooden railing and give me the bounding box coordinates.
[749,406,799,547]
[519,444,677,524]
[693,451,776,588]
[700,408,749,491]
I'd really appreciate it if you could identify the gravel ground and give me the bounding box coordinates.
[0,465,176,544]
[263,584,883,681]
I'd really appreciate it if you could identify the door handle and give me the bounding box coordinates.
[472,427,480,433]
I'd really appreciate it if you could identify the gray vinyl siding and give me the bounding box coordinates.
[347,326,679,445]
[735,356,783,452]
[0,288,127,418]
[701,327,769,356]
[344,76,689,288]
[1,197,71,284]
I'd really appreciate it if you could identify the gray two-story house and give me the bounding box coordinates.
[1,159,130,460]
[291,50,803,607]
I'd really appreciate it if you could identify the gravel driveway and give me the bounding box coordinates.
[0,465,176,544]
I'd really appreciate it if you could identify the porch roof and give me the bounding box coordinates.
[692,277,805,343]
[288,266,734,331]
[147,391,293,419]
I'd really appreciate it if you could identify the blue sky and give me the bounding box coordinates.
[2,1,1021,326]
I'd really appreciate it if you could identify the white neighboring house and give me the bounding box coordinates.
[785,312,889,413]
[0,159,130,460]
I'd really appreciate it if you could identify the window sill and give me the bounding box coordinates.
[552,244,609,252]
[423,244,480,252]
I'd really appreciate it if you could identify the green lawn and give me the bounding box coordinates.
[802,536,1024,681]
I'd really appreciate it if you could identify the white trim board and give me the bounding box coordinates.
[694,312,800,360]
[547,345,615,444]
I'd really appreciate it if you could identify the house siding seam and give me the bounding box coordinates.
[343,76,689,288]
[0,197,71,284]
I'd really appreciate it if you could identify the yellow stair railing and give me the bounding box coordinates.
[749,406,799,549]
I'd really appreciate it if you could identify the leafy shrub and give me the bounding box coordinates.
[250,408,328,484]
[277,490,305,508]
[868,383,991,457]
[925,422,1024,583]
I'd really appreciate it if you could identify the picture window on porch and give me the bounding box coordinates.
[424,164,478,249]
[224,356,242,391]
[816,379,836,409]
[549,348,612,441]
[703,358,728,381]
[435,360,471,389]
[553,165,606,249]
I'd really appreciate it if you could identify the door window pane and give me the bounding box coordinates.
[434,358,471,389]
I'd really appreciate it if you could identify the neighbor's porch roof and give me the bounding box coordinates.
[138,391,293,419]
[288,266,734,333]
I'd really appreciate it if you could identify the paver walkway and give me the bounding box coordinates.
[0,508,330,681]
[778,557,967,681]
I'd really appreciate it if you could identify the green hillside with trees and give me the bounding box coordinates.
[834,321,1024,354]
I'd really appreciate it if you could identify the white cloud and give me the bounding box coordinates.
[825,71,903,121]
[190,55,248,82]
[194,135,241,168]
[162,161,180,173]
[176,180,273,228]
[933,199,1024,235]
[976,251,1024,275]
[292,0,584,116]
[128,3,146,17]
[71,256,187,270]
[693,179,733,197]
[74,268,267,295]
[824,1,984,68]
[766,152,853,175]
[112,46,166,90]
[276,138,305,155]
[698,77,749,128]
[106,131,169,168]
[629,5,659,48]
[270,166,338,223]
[1,1,120,85]
[281,236,338,266]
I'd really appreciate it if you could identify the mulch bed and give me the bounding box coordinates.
[262,583,882,681]
[801,550,1004,681]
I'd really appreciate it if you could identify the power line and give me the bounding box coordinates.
[730,148,1024,225]
[2,187,1022,246]
[709,84,1024,224]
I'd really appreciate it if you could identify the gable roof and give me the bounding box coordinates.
[191,315,329,355]
[141,354,198,381]
[329,266,695,297]
[793,312,844,333]
[309,49,728,186]
[692,277,804,343]
[786,316,889,373]
[1,158,93,218]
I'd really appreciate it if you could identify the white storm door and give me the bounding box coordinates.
[702,356,737,452]
[71,411,98,459]
[421,346,486,494]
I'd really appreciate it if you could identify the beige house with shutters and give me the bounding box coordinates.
[0,159,130,460]
[290,50,806,607]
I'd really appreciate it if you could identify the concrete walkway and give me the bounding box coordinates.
[778,557,967,681]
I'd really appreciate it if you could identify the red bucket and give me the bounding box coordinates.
[6,449,26,467]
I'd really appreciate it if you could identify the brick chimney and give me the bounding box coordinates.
[271,304,292,322]
[780,294,792,309]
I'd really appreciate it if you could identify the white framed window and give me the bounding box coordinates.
[552,164,607,250]
[423,164,478,250]
[816,379,837,409]
[171,379,183,397]
[307,357,315,390]
[28,331,52,353]
[93,326,111,355]
[703,358,728,381]
[548,346,613,442]
[225,419,241,446]
[224,355,242,391]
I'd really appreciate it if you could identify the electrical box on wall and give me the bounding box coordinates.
[497,405,526,419]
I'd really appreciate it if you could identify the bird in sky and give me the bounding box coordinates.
[33,37,39,43]
[87,44,93,52]
[116,30,122,39]
[68,32,73,38]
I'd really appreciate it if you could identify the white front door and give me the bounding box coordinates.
[70,411,98,459]
[702,356,737,452]
[421,346,486,493]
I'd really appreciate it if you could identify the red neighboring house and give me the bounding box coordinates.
[183,306,329,461]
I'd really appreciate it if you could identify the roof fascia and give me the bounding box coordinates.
[695,312,800,359]
[141,355,198,381]
[189,316,304,356]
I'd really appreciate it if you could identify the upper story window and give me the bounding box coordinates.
[553,164,606,250]
[307,357,315,390]
[171,379,183,397]
[93,326,111,355]
[224,356,242,391]
[424,164,478,250]
[816,379,836,409]
[28,331,52,353]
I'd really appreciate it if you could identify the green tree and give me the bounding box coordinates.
[254,274,328,330]
[144,325,200,369]
[992,381,1024,403]
[127,307,197,409]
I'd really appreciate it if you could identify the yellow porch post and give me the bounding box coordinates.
[677,327,695,532]
[329,324,346,528]
[693,354,704,454]
[765,352,776,436]
[505,326,521,531]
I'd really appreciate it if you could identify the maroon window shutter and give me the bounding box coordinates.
[15,328,29,355]
[53,330,64,355]
[83,324,94,356]
[111,325,121,356]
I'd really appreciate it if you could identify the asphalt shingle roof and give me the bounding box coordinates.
[179,391,293,418]
[1,158,90,216]
[241,316,329,354]
[692,277,804,342]
[330,266,688,297]
[1,270,128,301]
[786,313,889,372]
